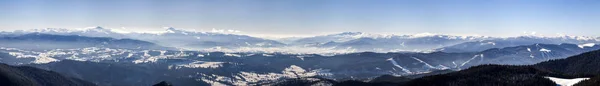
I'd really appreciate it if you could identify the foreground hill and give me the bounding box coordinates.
[576,76,600,86]
[534,49,600,76]
[399,48,600,86]
[399,65,561,86]
[0,63,95,86]
[396,48,600,86]
[30,60,208,86]
[269,65,565,86]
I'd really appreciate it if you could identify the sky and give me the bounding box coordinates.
[0,0,598,37]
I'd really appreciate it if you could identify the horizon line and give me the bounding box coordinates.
[0,26,598,38]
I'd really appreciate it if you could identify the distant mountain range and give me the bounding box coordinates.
[128,27,286,50]
[287,32,600,52]
[290,32,491,52]
[2,27,599,53]
[440,36,600,53]
[3,27,286,50]
[1,27,600,85]
[0,33,169,51]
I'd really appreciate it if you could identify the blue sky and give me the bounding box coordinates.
[0,0,598,37]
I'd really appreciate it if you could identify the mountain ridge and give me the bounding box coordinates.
[0,33,171,50]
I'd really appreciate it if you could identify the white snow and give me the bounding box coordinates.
[200,79,228,86]
[411,57,448,70]
[387,58,412,73]
[174,61,225,69]
[261,54,274,57]
[480,42,496,45]
[200,46,358,56]
[33,56,59,64]
[459,54,483,68]
[133,57,160,64]
[578,43,596,48]
[410,32,437,38]
[8,52,37,58]
[224,53,242,57]
[0,47,200,64]
[5,50,60,64]
[282,65,317,78]
[196,65,331,86]
[540,48,552,52]
[452,61,458,68]
[546,77,589,86]
[530,54,535,58]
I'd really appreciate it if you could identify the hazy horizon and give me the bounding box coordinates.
[0,26,595,38]
[1,0,598,37]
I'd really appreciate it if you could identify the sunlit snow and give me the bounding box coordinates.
[546,77,589,86]
[387,58,412,74]
[578,43,596,48]
[540,48,552,52]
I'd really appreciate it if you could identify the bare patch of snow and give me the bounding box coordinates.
[261,54,274,57]
[174,61,225,69]
[578,43,596,48]
[460,54,483,68]
[224,53,242,57]
[530,54,535,58]
[540,48,552,52]
[546,77,589,86]
[411,57,448,70]
[33,56,58,64]
[196,65,331,85]
[387,58,412,74]
[200,78,228,86]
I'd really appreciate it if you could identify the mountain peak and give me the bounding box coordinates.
[164,27,186,33]
[165,27,176,31]
[78,26,124,34]
[162,27,195,35]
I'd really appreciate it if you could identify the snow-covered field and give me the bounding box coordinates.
[546,77,590,86]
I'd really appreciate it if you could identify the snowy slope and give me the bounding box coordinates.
[289,32,491,52]
[440,36,600,53]
[546,77,590,86]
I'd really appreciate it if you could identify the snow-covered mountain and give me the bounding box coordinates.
[286,32,600,53]
[0,33,168,51]
[126,27,286,50]
[4,27,600,53]
[290,32,382,44]
[439,35,600,53]
[10,26,129,38]
[288,32,492,52]
[2,27,287,50]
